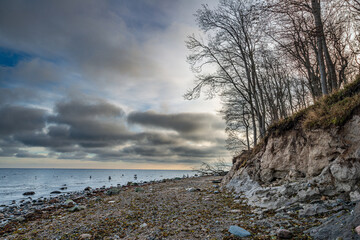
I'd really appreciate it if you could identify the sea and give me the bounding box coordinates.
[0,168,196,206]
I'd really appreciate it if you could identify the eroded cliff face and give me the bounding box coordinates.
[223,113,360,203]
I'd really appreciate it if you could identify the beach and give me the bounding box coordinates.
[0,175,327,239]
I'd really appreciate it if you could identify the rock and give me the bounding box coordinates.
[330,160,360,182]
[84,186,92,191]
[49,198,59,204]
[228,225,251,237]
[68,205,86,212]
[135,187,144,192]
[277,229,293,239]
[79,234,92,239]
[213,185,219,188]
[212,180,222,184]
[106,188,120,196]
[298,187,320,201]
[214,190,220,194]
[229,209,242,213]
[350,191,360,202]
[355,225,360,236]
[15,216,25,222]
[60,187,67,190]
[140,223,148,228]
[23,191,35,196]
[299,204,329,217]
[186,187,198,192]
[50,191,61,194]
[305,203,360,240]
[63,199,75,207]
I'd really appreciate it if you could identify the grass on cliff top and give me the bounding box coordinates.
[235,75,360,168]
[267,75,360,138]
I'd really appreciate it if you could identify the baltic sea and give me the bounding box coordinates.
[0,168,195,205]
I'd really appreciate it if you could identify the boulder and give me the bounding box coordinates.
[305,202,360,239]
[79,234,92,239]
[106,188,120,196]
[68,205,86,212]
[277,229,293,239]
[299,204,329,217]
[350,191,360,202]
[228,225,251,237]
[355,225,360,236]
[50,191,61,194]
[23,191,35,196]
[63,199,75,207]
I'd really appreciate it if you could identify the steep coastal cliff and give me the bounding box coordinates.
[223,77,360,239]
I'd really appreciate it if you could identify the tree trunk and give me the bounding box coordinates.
[311,0,328,95]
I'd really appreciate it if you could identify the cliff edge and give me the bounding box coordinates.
[222,77,360,239]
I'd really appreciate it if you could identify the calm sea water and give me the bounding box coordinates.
[0,168,195,205]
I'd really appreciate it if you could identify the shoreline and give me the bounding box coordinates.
[0,169,196,207]
[1,175,356,239]
[0,175,196,229]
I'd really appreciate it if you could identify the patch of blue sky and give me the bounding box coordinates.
[0,47,32,67]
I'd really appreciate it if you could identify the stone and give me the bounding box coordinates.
[60,187,67,190]
[298,187,320,200]
[15,216,25,222]
[299,204,329,217]
[140,223,148,228]
[330,161,360,182]
[79,234,92,239]
[50,191,61,194]
[305,203,360,240]
[277,229,293,239]
[228,225,251,237]
[23,191,35,196]
[212,180,222,184]
[355,225,360,236]
[49,198,59,204]
[68,205,86,212]
[84,186,92,191]
[63,199,75,207]
[106,188,120,196]
[135,187,144,192]
[186,187,197,192]
[350,191,360,202]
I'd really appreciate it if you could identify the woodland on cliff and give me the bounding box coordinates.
[186,0,360,155]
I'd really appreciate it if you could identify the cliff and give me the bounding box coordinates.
[222,77,360,239]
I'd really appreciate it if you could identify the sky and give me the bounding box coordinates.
[0,0,230,170]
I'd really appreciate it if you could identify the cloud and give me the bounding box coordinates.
[0,0,228,168]
[128,111,225,141]
[0,96,227,164]
[0,105,46,136]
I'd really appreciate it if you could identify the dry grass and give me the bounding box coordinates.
[239,75,360,164]
[268,75,360,135]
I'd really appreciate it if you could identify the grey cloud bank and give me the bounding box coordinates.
[0,0,226,168]
[0,97,227,166]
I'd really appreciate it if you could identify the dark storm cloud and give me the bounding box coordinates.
[128,111,224,133]
[0,96,227,164]
[49,99,130,143]
[0,105,46,136]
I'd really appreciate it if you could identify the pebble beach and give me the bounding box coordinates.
[1,175,355,239]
